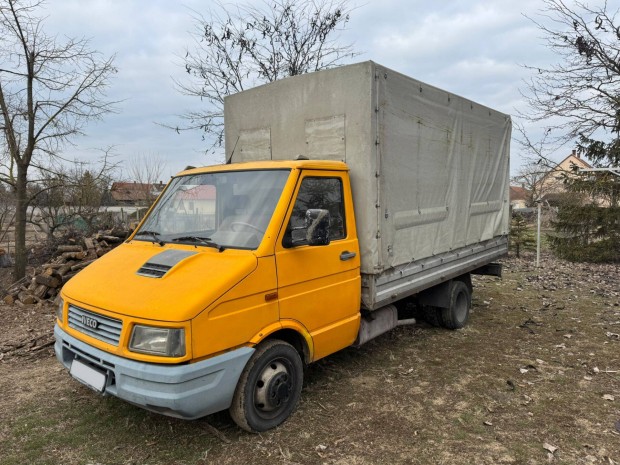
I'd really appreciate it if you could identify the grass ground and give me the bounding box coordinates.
[0,252,618,465]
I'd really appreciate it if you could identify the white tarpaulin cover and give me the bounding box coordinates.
[225,61,510,275]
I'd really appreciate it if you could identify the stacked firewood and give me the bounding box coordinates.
[3,229,128,305]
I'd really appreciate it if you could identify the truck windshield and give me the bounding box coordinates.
[134,169,290,250]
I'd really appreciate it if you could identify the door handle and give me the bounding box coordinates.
[340,251,357,261]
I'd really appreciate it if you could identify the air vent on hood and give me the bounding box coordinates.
[136,249,198,278]
[137,262,171,278]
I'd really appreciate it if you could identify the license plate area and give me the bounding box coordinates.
[70,359,107,393]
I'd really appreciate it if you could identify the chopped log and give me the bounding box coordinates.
[44,268,62,281]
[57,262,75,276]
[18,291,37,305]
[62,272,77,283]
[61,251,88,260]
[46,288,59,299]
[99,235,122,243]
[83,238,97,259]
[33,284,49,299]
[83,237,95,251]
[3,295,14,305]
[42,263,64,270]
[109,228,129,238]
[35,273,62,289]
[42,267,59,277]
[98,240,109,248]
[71,260,95,271]
[56,245,83,253]
[95,246,107,257]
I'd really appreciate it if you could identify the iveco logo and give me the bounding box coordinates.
[81,315,99,329]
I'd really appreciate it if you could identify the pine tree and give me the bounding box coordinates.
[510,213,536,258]
[549,156,619,263]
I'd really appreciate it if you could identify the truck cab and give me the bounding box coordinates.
[55,160,361,432]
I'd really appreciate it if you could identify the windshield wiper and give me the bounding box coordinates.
[172,236,225,252]
[135,230,165,247]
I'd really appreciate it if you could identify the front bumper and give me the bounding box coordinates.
[54,324,254,419]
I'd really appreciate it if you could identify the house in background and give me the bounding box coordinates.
[509,185,530,210]
[109,181,166,207]
[535,150,592,204]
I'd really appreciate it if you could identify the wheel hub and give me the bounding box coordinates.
[454,292,468,321]
[254,361,291,412]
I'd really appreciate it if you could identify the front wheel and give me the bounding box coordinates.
[229,339,303,432]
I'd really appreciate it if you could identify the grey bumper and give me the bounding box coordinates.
[54,324,254,419]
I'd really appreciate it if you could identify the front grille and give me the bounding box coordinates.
[136,262,171,278]
[68,305,123,346]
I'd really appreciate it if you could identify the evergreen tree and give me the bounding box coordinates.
[510,213,536,258]
[549,166,619,263]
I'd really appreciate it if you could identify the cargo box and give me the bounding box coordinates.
[225,61,510,309]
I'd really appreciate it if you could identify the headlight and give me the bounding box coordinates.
[56,298,64,323]
[129,326,186,357]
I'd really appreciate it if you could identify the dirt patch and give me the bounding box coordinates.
[0,253,619,465]
[0,299,56,362]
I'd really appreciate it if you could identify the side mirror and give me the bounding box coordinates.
[305,209,330,246]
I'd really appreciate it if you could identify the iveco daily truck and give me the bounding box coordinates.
[54,61,511,432]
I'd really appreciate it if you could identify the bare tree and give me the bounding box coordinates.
[0,183,16,247]
[174,0,358,149]
[0,0,117,279]
[512,160,549,206]
[520,0,620,262]
[127,153,166,207]
[521,1,620,149]
[28,155,117,241]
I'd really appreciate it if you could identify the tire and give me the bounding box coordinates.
[441,280,471,329]
[229,339,303,433]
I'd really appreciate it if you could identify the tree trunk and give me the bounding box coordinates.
[13,165,28,280]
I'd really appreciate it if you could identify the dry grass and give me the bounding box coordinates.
[0,253,618,465]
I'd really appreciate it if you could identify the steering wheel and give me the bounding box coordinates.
[230,221,264,234]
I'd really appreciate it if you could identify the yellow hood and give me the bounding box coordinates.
[62,242,258,322]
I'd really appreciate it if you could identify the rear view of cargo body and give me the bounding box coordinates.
[225,61,510,310]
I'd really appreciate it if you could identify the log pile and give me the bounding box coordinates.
[3,229,127,305]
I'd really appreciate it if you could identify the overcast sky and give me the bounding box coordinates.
[39,0,560,180]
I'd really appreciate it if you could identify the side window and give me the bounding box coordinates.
[285,177,346,246]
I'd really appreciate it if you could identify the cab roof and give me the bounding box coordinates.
[176,159,349,177]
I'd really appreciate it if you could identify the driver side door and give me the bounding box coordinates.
[275,171,361,361]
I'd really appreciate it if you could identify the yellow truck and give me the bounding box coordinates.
[54,62,511,432]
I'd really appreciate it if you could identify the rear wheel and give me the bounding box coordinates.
[441,280,471,329]
[229,339,303,432]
